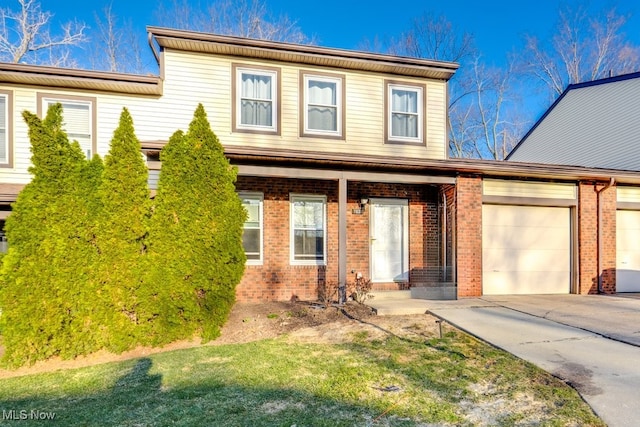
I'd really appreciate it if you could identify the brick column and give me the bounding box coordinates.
[600,183,617,293]
[456,175,483,297]
[578,181,616,294]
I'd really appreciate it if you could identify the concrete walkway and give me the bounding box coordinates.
[426,295,640,427]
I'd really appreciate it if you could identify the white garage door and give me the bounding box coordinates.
[483,205,571,295]
[616,210,640,292]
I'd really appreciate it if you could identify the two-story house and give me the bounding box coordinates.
[2,27,640,301]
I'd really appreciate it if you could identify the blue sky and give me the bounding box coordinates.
[36,0,640,67]
[32,0,640,121]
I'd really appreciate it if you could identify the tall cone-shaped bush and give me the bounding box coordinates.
[0,104,103,367]
[95,108,151,351]
[147,104,246,343]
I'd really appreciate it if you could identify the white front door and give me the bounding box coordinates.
[370,199,408,282]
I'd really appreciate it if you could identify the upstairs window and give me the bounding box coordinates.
[39,94,96,158]
[240,193,263,264]
[385,82,424,144]
[290,195,326,265]
[0,90,11,167]
[302,73,344,138]
[233,65,279,133]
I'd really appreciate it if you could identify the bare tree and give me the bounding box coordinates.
[89,5,147,74]
[521,3,640,101]
[450,58,527,159]
[154,0,314,44]
[387,13,475,63]
[0,0,86,66]
[386,13,526,159]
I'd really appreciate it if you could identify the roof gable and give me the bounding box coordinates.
[507,71,640,171]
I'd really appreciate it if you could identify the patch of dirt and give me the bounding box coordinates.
[0,301,440,379]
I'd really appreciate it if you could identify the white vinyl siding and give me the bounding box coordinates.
[236,67,277,131]
[290,194,326,265]
[0,50,450,186]
[303,74,342,137]
[148,169,160,191]
[0,93,8,165]
[42,97,93,158]
[617,186,640,203]
[241,193,263,264]
[387,83,423,144]
[483,179,577,200]
[182,51,447,158]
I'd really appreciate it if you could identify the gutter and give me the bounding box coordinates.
[596,177,616,293]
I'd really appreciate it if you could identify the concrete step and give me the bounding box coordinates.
[369,290,412,301]
[366,297,432,315]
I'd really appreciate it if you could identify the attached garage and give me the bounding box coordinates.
[482,180,576,295]
[616,187,640,292]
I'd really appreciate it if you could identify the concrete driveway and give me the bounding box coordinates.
[428,294,640,427]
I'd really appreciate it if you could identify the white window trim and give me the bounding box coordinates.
[387,83,424,144]
[303,74,342,137]
[41,96,94,158]
[235,67,278,132]
[240,192,264,265]
[290,194,327,266]
[0,92,10,166]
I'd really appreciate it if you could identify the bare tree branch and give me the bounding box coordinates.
[0,0,86,65]
[155,0,315,44]
[89,4,147,74]
[382,13,526,159]
[520,3,640,100]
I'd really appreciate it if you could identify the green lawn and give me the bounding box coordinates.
[0,329,604,426]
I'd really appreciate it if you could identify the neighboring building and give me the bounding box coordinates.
[507,72,640,171]
[508,71,640,293]
[1,27,640,301]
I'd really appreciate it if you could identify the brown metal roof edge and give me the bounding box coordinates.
[0,62,163,95]
[147,26,459,79]
[0,183,26,201]
[222,146,640,184]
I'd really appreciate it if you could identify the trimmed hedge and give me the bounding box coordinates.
[0,104,246,367]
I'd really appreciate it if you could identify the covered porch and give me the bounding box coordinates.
[229,148,459,303]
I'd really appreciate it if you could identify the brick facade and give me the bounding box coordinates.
[234,174,621,302]
[455,175,483,297]
[234,176,445,302]
[577,181,616,294]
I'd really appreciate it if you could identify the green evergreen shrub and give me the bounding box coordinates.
[147,104,246,343]
[0,105,104,367]
[95,108,151,351]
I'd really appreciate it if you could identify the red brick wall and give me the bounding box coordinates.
[601,184,616,293]
[456,176,482,297]
[235,177,442,302]
[346,182,440,291]
[235,177,338,302]
[577,181,616,294]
